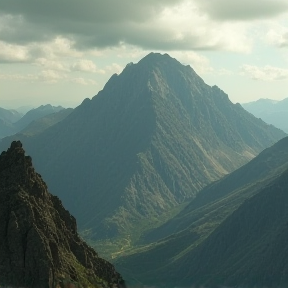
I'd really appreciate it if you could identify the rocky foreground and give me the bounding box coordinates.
[0,141,125,288]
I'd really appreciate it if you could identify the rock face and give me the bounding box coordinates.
[0,141,125,288]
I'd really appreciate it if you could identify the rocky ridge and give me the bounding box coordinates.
[0,141,125,288]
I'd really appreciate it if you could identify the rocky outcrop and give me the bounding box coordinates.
[0,141,125,288]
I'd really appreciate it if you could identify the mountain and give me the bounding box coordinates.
[0,107,23,123]
[0,53,286,243]
[0,118,18,139]
[0,107,23,138]
[14,104,65,131]
[0,105,67,139]
[0,141,125,288]
[19,108,73,136]
[116,136,288,287]
[242,97,288,133]
[176,166,288,288]
[15,105,35,114]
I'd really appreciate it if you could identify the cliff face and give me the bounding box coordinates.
[0,141,125,288]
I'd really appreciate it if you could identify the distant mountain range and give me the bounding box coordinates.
[15,104,65,130]
[0,53,285,245]
[242,98,288,133]
[116,136,288,288]
[0,104,71,139]
[0,107,23,123]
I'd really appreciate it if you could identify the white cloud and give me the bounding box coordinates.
[0,41,29,62]
[35,57,69,71]
[104,63,124,74]
[266,25,288,48]
[71,59,104,73]
[241,64,288,81]
[39,70,67,83]
[195,0,288,21]
[31,37,82,60]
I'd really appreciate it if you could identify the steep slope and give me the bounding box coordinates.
[0,53,285,242]
[116,137,288,286]
[242,97,288,133]
[0,141,125,288]
[173,165,288,288]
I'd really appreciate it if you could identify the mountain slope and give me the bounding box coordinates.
[242,97,288,133]
[0,107,23,138]
[0,105,66,139]
[0,141,125,288]
[0,53,285,242]
[14,104,65,130]
[116,136,288,287]
[19,108,73,136]
[174,165,288,288]
[0,107,23,123]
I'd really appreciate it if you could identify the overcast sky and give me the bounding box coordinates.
[1,0,288,108]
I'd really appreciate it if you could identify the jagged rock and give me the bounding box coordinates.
[0,141,125,288]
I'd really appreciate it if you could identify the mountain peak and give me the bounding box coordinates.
[138,52,187,69]
[141,52,172,61]
[0,140,38,190]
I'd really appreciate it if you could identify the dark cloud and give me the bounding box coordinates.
[0,0,184,48]
[195,0,288,21]
[1,0,217,51]
[0,0,179,24]
[0,0,287,52]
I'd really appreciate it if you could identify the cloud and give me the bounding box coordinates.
[38,70,67,83]
[103,63,124,75]
[0,36,82,64]
[71,59,104,73]
[35,58,69,71]
[0,41,29,62]
[195,0,288,21]
[0,0,255,53]
[266,25,288,48]
[240,64,288,81]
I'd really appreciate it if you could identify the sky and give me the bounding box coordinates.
[1,0,288,109]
